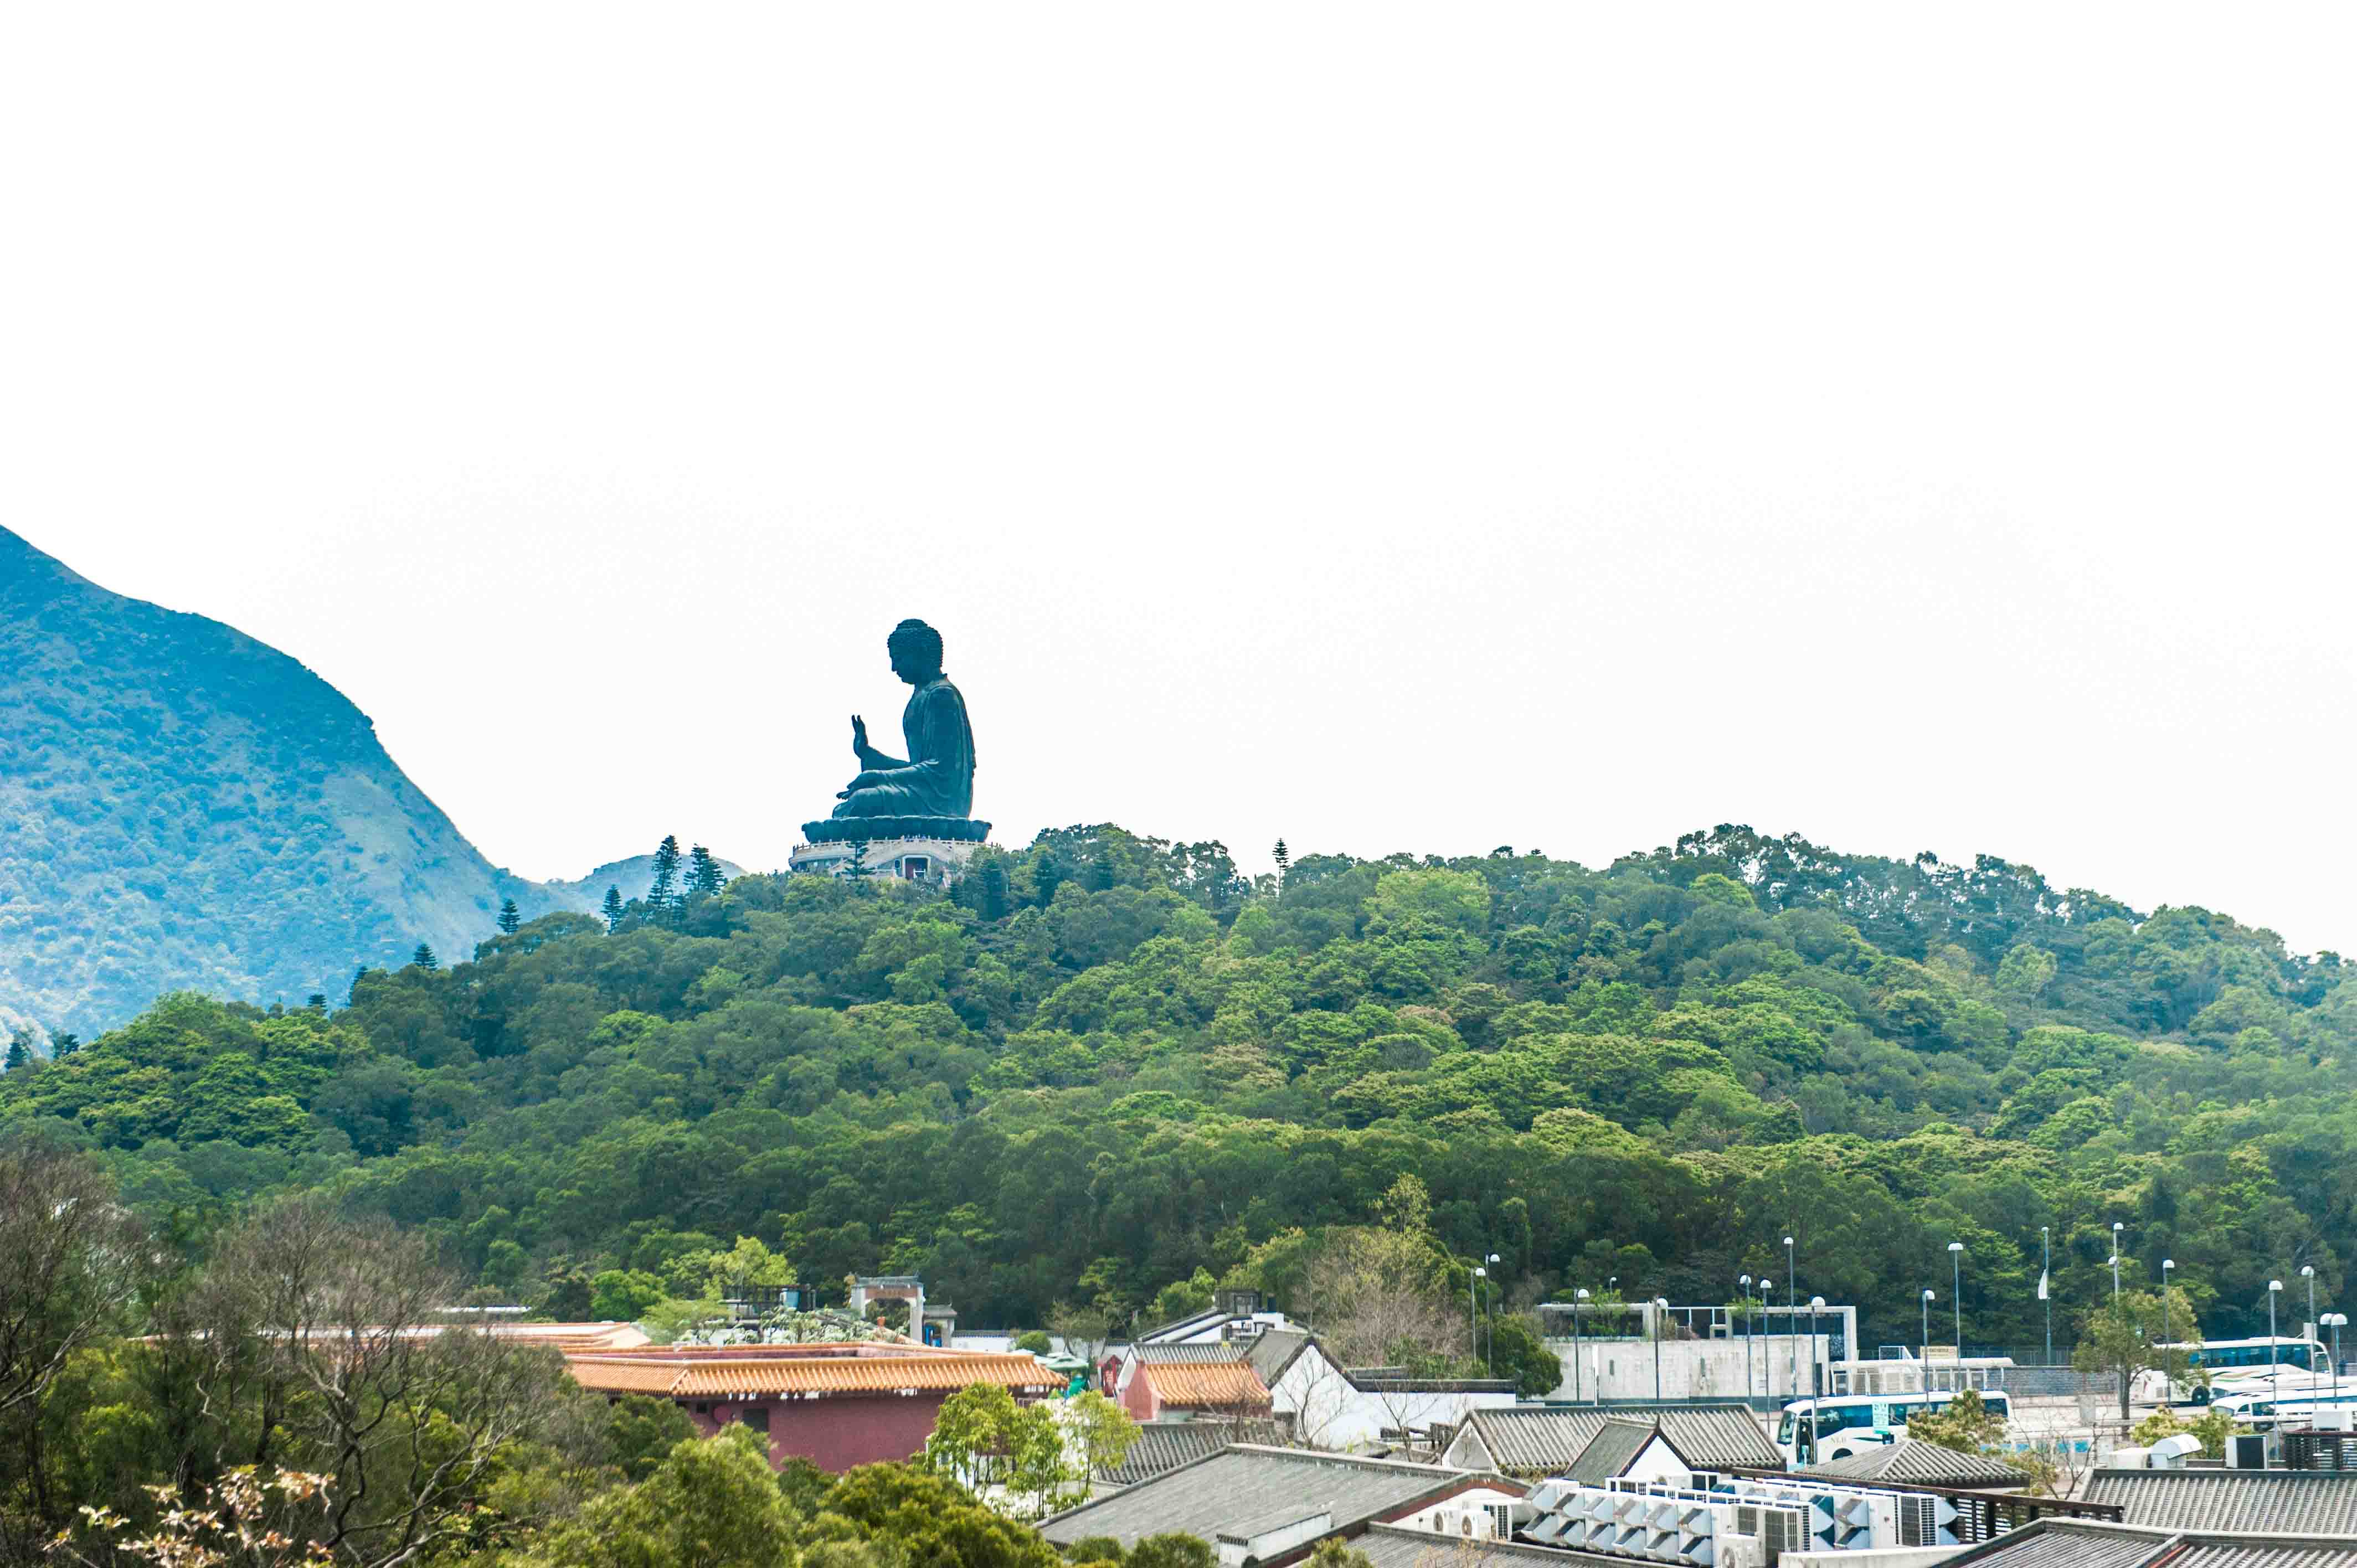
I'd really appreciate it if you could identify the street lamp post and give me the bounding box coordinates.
[1653,1297,1670,1400]
[1469,1266,1484,1362]
[2112,1223,2124,1304]
[2269,1280,2284,1402]
[1740,1275,1755,1403]
[1922,1289,1935,1393]
[1948,1242,1964,1358]
[2162,1260,2176,1396]
[1572,1288,1591,1403]
[1486,1255,1501,1366]
[2303,1265,2317,1350]
[1762,1278,1777,1397]
[2323,1313,2348,1405]
[1808,1297,1826,1462]
[1785,1236,1797,1403]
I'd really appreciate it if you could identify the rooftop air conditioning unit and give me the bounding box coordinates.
[1733,1505,1808,1567]
[2148,1435,2202,1469]
[2228,1432,2269,1469]
[1896,1493,1959,1549]
[2314,1409,2356,1433]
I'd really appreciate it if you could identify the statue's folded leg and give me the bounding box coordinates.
[830,783,922,819]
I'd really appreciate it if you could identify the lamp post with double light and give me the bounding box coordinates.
[1740,1275,1756,1402]
[2303,1265,2318,1351]
[2323,1312,2348,1406]
[1469,1266,1485,1361]
[1484,1254,1501,1366]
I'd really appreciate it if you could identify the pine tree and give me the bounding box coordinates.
[1272,839,1290,876]
[979,861,1011,921]
[647,835,682,912]
[602,886,626,932]
[686,845,725,899]
[4,1029,31,1072]
[305,995,327,1013]
[497,898,521,935]
[52,1032,79,1058]
[411,943,439,971]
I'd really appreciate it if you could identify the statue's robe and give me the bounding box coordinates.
[831,674,976,819]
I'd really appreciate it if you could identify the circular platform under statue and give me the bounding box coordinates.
[790,822,992,886]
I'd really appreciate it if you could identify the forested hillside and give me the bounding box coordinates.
[4,823,2349,1353]
[0,527,613,1039]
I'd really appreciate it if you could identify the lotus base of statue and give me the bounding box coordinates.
[798,816,991,845]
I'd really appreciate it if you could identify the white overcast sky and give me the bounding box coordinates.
[6,5,2354,952]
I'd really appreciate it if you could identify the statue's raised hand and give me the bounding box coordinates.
[851,715,868,756]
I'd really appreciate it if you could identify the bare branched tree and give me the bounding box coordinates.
[0,1142,149,1562]
[1303,1227,1458,1373]
[0,1142,146,1421]
[178,1198,566,1568]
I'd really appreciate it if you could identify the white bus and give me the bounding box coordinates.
[1775,1389,2013,1466]
[2209,1374,2357,1423]
[2164,1337,2328,1402]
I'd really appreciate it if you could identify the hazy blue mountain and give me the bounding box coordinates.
[0,527,606,1039]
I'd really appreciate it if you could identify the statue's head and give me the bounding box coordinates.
[886,618,944,685]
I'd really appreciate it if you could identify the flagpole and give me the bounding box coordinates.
[2040,1226,2051,1366]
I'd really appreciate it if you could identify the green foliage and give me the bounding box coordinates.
[820,1462,1064,1568]
[600,1395,703,1483]
[1127,1538,1216,1568]
[6,817,2354,1358]
[1907,1389,2006,1453]
[1013,1330,1052,1355]
[537,1426,801,1568]
[1305,1542,1375,1568]
[1483,1311,1563,1399]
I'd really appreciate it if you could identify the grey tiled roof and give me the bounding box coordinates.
[1099,1420,1286,1486]
[1943,1520,2357,1568]
[1357,1523,1630,1568]
[1247,1328,1316,1384]
[1135,1343,1253,1364]
[1802,1441,2027,1487]
[1939,1520,2181,1568]
[1042,1445,1497,1549]
[2170,1542,2357,1568]
[2083,1469,2357,1535]
[1562,1420,1660,1486]
[1454,1406,1780,1474]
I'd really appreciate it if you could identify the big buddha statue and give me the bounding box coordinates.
[798,618,991,855]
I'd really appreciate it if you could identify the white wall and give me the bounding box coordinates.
[1542,1335,1831,1402]
[1272,1345,1516,1450]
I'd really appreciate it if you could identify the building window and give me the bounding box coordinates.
[742,1406,771,1434]
[693,1402,711,1415]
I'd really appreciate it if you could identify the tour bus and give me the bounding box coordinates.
[1776,1389,2014,1467]
[2209,1374,2357,1422]
[2163,1338,2330,1402]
